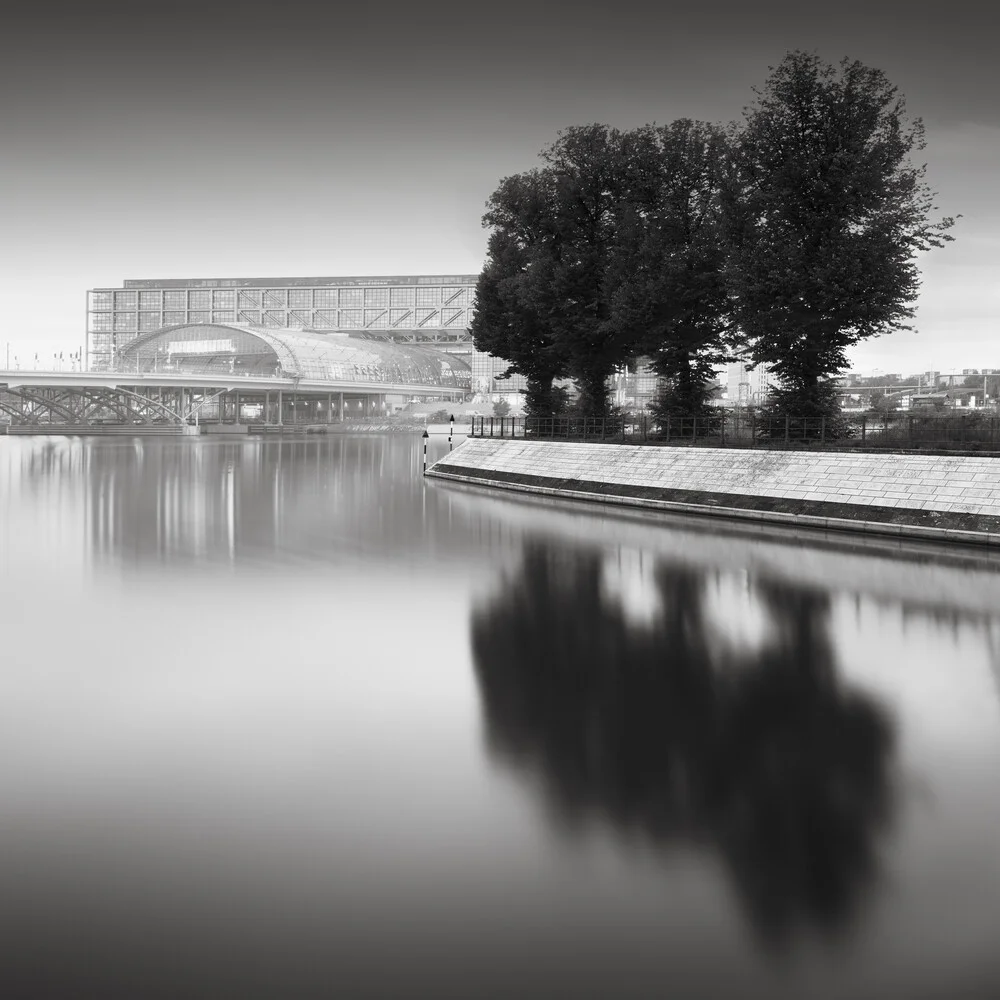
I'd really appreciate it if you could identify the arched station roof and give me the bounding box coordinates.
[116,323,471,387]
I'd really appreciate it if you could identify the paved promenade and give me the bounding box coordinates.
[427,439,1000,546]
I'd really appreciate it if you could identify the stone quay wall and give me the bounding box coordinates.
[427,439,1000,546]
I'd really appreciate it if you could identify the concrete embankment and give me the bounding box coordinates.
[427,438,1000,546]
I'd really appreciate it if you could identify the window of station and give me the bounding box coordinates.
[90,292,113,310]
[340,288,363,309]
[263,290,286,309]
[390,287,415,307]
[89,313,113,331]
[139,312,161,331]
[314,310,337,326]
[114,291,137,309]
[416,287,439,307]
[339,309,362,327]
[188,310,211,324]
[364,310,389,328]
[238,290,262,308]
[139,291,161,309]
[189,290,211,310]
[163,290,187,309]
[364,288,389,308]
[114,312,136,330]
[314,289,338,307]
[213,289,236,309]
[263,311,286,327]
[212,311,236,324]
[239,310,261,325]
[163,311,186,325]
[288,289,312,309]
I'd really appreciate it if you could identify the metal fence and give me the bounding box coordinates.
[469,411,1000,452]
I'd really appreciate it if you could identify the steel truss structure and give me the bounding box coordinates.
[0,372,464,430]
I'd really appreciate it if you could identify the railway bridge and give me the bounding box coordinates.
[0,322,468,432]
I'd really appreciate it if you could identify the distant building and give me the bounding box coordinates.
[726,359,771,404]
[910,392,952,410]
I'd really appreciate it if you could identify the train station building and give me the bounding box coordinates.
[86,273,525,395]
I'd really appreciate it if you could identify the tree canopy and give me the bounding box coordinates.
[730,51,958,416]
[471,51,958,420]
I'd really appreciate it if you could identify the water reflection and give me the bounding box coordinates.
[2,436,489,567]
[471,543,897,948]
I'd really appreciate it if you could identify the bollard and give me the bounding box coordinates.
[422,429,429,474]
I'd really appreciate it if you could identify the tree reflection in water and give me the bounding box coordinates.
[470,543,896,949]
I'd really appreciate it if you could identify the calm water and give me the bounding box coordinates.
[2,434,1000,999]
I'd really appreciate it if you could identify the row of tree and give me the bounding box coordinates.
[471,51,957,421]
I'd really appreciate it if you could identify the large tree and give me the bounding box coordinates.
[731,51,957,417]
[474,126,636,418]
[534,124,635,416]
[471,170,570,417]
[609,120,737,415]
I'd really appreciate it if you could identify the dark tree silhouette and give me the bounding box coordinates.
[730,51,958,420]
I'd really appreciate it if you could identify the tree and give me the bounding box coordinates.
[492,397,511,417]
[610,120,737,415]
[472,171,572,417]
[868,390,897,414]
[731,51,958,420]
[474,127,637,419]
[535,124,635,416]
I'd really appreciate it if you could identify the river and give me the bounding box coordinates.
[2,434,999,999]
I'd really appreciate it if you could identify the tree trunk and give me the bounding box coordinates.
[525,375,557,419]
[574,364,611,417]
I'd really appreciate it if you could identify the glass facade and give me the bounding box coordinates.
[86,274,479,372]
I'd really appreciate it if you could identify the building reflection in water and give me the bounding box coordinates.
[471,542,897,949]
[75,436,473,568]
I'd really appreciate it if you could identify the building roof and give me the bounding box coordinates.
[115,274,478,290]
[116,323,471,386]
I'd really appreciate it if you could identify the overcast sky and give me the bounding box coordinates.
[1,0,997,374]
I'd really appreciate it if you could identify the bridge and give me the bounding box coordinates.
[0,322,468,432]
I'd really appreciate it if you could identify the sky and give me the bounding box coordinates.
[1,0,997,375]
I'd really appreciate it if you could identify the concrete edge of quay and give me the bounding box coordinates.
[425,467,1000,549]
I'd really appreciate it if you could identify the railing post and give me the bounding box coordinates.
[666,414,671,441]
[908,415,914,446]
[784,414,790,446]
[820,416,826,445]
[490,416,494,437]
[861,415,866,444]
[601,418,606,440]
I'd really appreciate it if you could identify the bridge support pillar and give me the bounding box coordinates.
[339,392,344,422]
[277,390,283,426]
[327,394,333,424]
